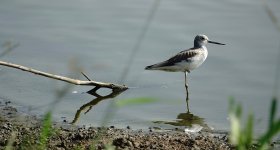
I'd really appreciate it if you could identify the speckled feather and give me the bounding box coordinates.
[145,47,207,72]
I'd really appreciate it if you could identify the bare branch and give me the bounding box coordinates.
[0,60,128,91]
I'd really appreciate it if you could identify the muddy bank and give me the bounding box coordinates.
[0,103,234,150]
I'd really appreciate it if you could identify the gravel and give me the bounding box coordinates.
[0,103,234,150]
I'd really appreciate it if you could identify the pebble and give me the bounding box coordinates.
[0,105,237,150]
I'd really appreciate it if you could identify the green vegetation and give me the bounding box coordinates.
[38,111,53,150]
[229,97,280,150]
[258,97,280,149]
[116,97,158,107]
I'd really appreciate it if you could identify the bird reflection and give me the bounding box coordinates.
[71,87,126,124]
[154,111,210,130]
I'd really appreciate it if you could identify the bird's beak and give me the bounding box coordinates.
[208,40,225,45]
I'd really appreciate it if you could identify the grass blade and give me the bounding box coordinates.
[244,113,254,147]
[269,97,277,128]
[116,97,157,107]
[39,111,52,150]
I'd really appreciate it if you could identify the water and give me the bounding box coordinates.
[0,0,280,133]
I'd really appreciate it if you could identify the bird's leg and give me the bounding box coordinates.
[184,71,190,112]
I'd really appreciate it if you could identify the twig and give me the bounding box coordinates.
[0,60,128,91]
[81,71,92,81]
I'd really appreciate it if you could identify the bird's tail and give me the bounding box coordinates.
[145,63,163,70]
[145,65,155,70]
[145,59,169,70]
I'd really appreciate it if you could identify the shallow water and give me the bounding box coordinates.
[0,0,280,133]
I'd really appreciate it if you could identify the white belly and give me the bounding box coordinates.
[177,50,208,71]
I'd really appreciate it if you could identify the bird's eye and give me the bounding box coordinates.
[201,37,205,40]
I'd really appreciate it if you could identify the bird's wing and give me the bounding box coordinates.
[166,48,200,65]
[145,48,201,69]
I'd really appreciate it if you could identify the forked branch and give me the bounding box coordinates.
[0,60,128,92]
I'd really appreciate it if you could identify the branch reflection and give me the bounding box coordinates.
[71,87,126,124]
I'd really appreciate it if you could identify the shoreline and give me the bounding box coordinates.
[0,102,234,149]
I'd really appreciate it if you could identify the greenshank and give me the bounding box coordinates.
[145,34,225,111]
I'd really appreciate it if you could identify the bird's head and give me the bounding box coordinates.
[194,34,225,48]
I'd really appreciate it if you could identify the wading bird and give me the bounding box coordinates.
[145,34,225,112]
